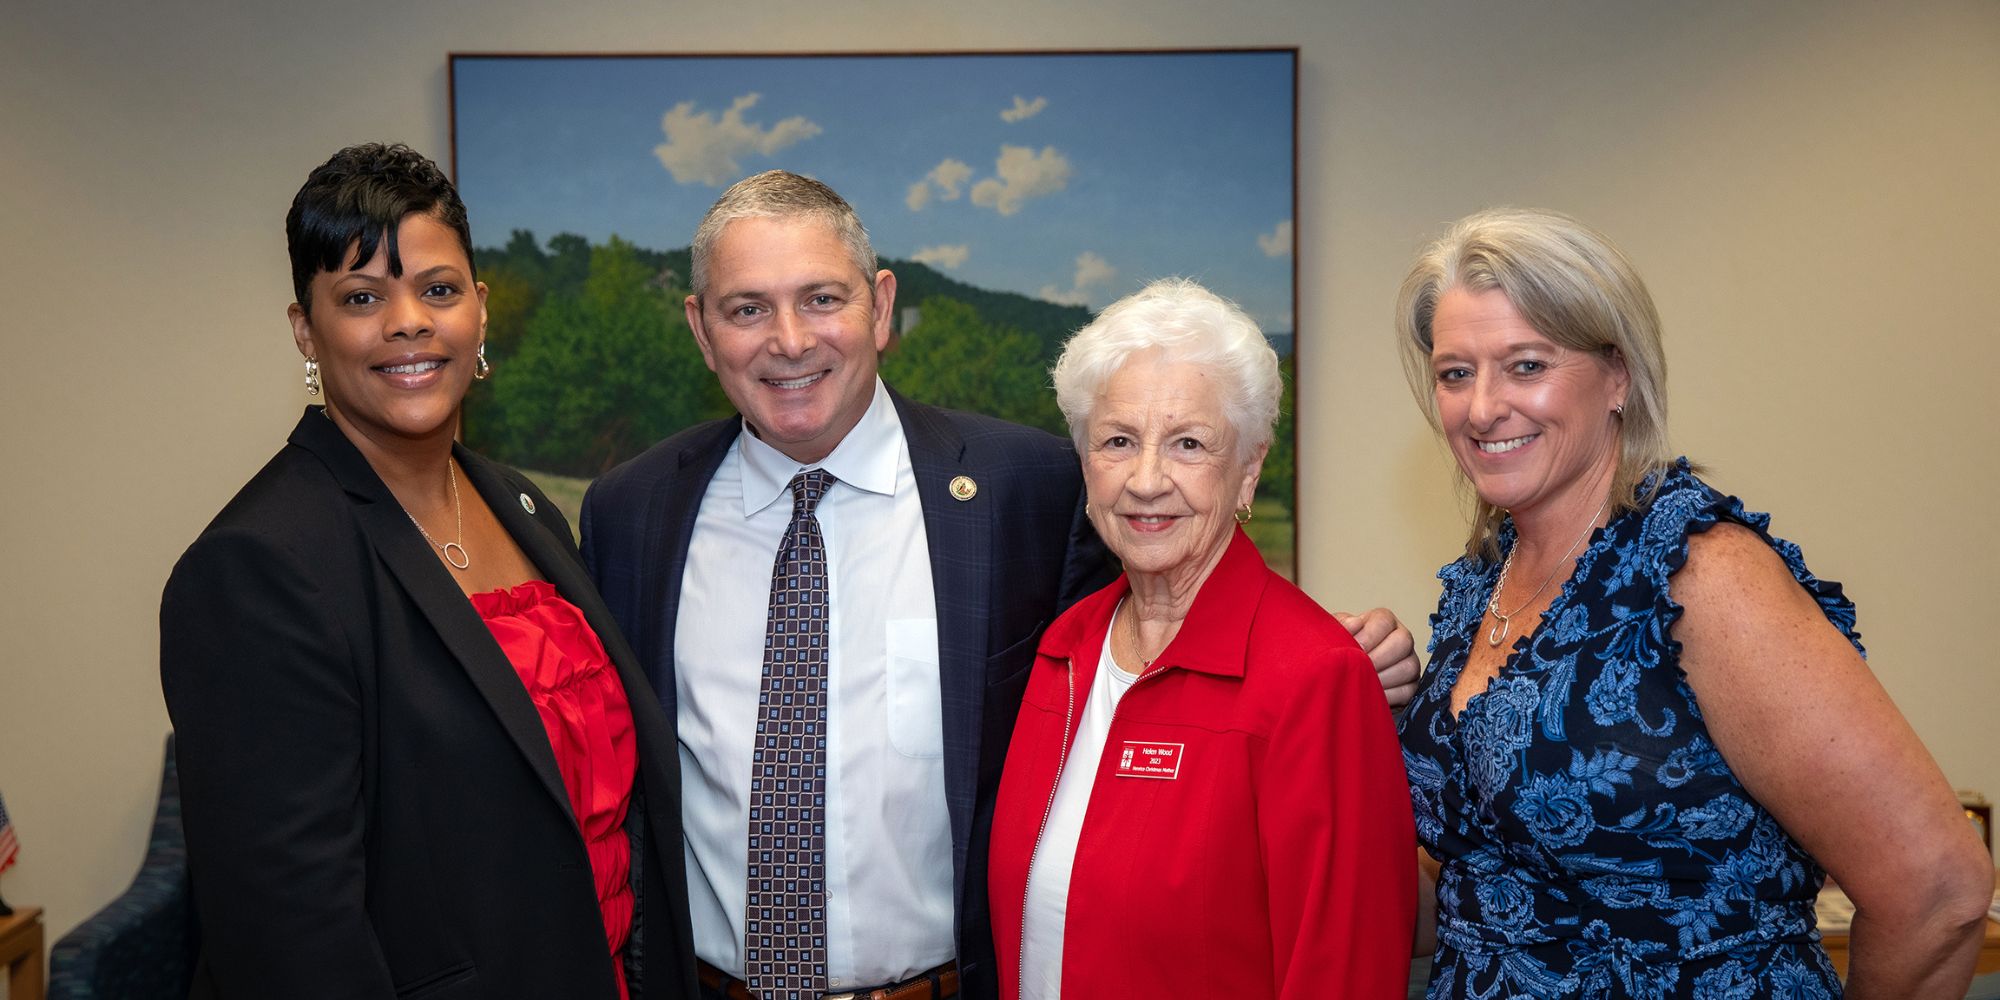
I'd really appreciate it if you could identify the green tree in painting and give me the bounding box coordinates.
[1259,352,1296,506]
[480,236,723,477]
[879,296,1065,436]
[888,259,1091,357]
[543,233,593,297]
[460,231,545,440]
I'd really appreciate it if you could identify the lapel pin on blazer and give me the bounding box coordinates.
[519,494,536,514]
[949,475,977,501]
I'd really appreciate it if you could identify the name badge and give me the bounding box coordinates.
[1114,740,1184,780]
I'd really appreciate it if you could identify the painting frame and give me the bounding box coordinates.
[448,48,1301,574]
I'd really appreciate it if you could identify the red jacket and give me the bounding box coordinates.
[987,529,1415,999]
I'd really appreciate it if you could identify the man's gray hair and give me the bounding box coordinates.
[689,170,876,297]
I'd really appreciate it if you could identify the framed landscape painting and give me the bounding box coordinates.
[449,49,1300,573]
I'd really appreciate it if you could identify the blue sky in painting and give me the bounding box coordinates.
[453,52,1295,330]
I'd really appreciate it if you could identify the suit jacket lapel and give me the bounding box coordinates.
[890,392,988,900]
[459,447,614,673]
[461,446,699,993]
[461,446,704,856]
[288,412,576,825]
[637,418,738,718]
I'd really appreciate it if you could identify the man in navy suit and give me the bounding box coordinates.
[581,171,1416,1000]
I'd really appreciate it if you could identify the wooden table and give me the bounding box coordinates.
[0,906,44,1000]
[1820,917,2000,978]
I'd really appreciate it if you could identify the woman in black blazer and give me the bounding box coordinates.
[159,143,694,999]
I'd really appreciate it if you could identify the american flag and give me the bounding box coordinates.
[0,790,18,873]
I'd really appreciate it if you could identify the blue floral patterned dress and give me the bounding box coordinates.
[1400,461,1859,999]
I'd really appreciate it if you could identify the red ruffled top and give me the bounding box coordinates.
[472,579,636,1000]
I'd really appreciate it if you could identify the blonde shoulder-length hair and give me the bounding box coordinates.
[1395,208,1675,561]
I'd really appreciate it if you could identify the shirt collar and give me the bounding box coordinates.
[737,377,903,517]
[1038,527,1269,679]
[1154,528,1269,678]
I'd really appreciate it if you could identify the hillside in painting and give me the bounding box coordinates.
[462,230,1294,570]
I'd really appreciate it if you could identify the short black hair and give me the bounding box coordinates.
[286,143,474,314]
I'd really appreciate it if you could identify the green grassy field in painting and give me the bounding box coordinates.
[522,468,590,543]
[1244,496,1296,580]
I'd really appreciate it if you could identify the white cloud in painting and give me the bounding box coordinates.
[1258,220,1294,258]
[970,145,1072,216]
[911,244,971,270]
[1038,251,1116,306]
[654,93,822,186]
[1072,251,1116,289]
[1000,95,1048,123]
[1038,285,1090,306]
[929,159,974,197]
[906,158,975,211]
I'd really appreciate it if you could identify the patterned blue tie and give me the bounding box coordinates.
[745,469,834,1000]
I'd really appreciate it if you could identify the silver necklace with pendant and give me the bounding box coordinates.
[1485,494,1609,647]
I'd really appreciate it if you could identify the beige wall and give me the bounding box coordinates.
[2,0,1994,946]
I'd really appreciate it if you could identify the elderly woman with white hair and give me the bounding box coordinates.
[986,278,1417,999]
[1396,209,1992,999]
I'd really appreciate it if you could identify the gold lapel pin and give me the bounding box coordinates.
[519,493,537,514]
[949,475,978,501]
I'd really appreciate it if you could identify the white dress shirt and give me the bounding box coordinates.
[1019,608,1140,1000]
[676,379,953,990]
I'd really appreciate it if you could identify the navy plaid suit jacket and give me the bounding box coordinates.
[578,387,1113,1000]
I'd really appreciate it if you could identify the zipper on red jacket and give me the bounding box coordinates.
[1019,656,1077,1000]
[1016,651,1170,1000]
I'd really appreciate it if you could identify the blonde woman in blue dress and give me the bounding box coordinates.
[1394,208,1992,999]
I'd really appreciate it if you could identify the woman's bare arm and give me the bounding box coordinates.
[1675,523,1991,999]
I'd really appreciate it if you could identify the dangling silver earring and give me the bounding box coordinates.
[304,357,322,396]
[473,343,491,381]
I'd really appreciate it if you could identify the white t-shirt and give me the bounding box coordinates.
[1019,605,1143,1000]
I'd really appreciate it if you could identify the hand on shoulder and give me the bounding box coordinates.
[1336,607,1420,709]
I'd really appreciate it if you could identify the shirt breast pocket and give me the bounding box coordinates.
[885,617,944,758]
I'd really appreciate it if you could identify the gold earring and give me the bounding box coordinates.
[304,357,321,396]
[474,343,491,381]
[1234,504,1253,524]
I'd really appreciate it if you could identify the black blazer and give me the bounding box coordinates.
[160,408,696,1000]
[579,388,1112,1000]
